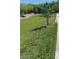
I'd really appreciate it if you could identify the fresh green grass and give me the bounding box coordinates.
[20,14,57,59]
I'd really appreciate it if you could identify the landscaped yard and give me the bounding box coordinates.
[20,14,57,59]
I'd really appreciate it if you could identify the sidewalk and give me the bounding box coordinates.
[55,13,59,59]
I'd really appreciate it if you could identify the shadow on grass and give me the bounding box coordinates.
[32,25,47,31]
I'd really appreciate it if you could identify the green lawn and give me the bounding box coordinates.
[20,14,57,59]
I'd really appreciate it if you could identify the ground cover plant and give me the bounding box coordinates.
[20,14,57,59]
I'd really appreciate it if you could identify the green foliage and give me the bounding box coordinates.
[20,1,59,15]
[32,6,41,13]
[40,7,53,25]
[52,2,59,13]
[20,4,27,11]
[20,4,34,15]
[20,4,33,11]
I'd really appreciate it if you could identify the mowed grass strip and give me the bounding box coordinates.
[20,14,57,59]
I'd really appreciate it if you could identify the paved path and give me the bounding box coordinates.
[55,13,59,59]
[20,13,40,20]
[20,13,35,20]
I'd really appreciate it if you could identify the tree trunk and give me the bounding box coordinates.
[46,17,49,26]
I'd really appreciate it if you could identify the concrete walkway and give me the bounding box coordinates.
[55,13,59,59]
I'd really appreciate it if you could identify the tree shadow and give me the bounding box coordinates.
[21,15,26,17]
[32,25,47,31]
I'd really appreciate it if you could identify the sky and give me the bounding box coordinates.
[20,0,57,4]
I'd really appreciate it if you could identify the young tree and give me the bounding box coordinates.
[41,8,53,26]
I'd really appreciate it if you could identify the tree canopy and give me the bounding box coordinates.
[20,1,59,15]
